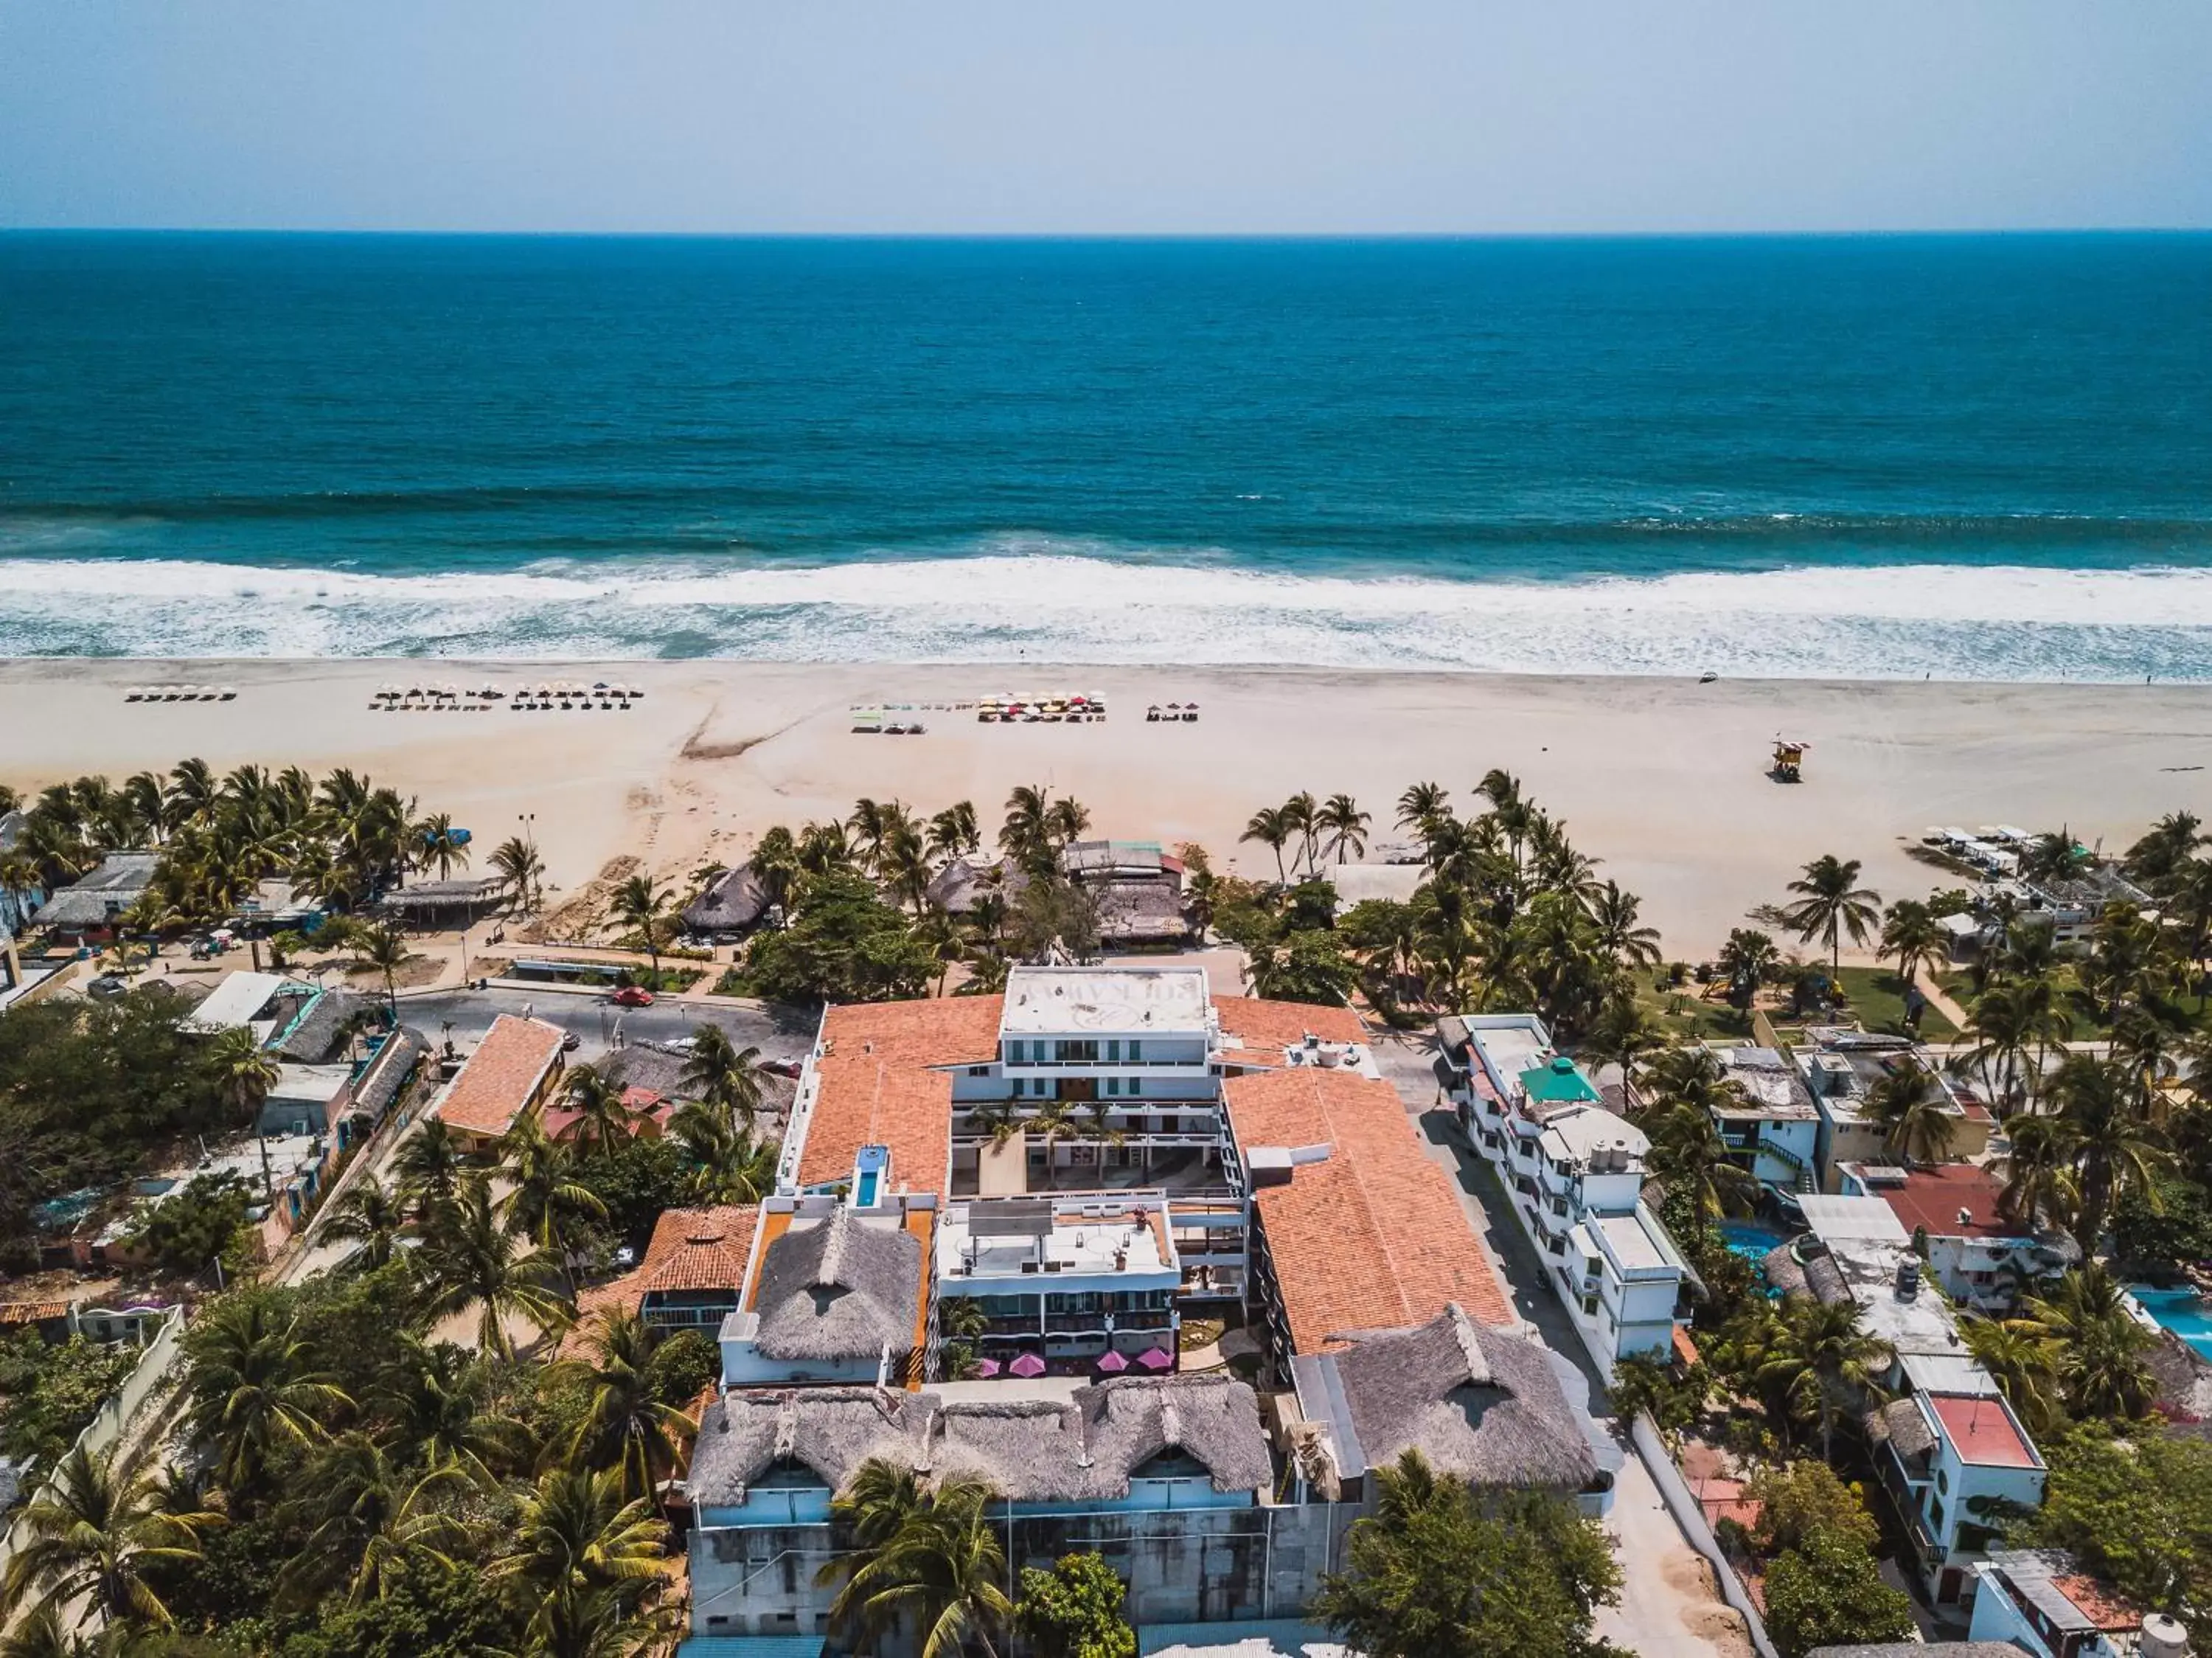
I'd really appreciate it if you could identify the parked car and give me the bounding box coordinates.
[761,1057,802,1079]
[560,1030,581,1052]
[610,985,655,1007]
[86,974,129,999]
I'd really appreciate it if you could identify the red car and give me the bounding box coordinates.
[610,985,655,1007]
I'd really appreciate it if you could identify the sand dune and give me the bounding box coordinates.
[4,659,2209,957]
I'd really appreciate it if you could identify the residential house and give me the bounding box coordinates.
[1443,1013,1689,1374]
[1837,1162,2076,1313]
[433,1014,568,1153]
[718,1198,931,1388]
[1798,1027,1992,1188]
[1969,1549,2181,1658]
[1712,1045,1823,1194]
[568,1204,758,1352]
[1065,839,1191,948]
[32,853,159,941]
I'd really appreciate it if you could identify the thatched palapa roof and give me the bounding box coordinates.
[749,1207,922,1363]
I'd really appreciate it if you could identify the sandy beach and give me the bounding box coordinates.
[4,658,2209,958]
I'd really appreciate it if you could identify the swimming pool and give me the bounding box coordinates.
[1720,1221,1789,1262]
[2129,1285,2212,1362]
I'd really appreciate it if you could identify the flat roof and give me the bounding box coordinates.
[436,1015,566,1139]
[1538,1105,1646,1166]
[1001,965,1211,1035]
[1901,1351,2001,1398]
[1591,1210,1672,1273]
[1225,1064,1513,1349]
[1867,1163,2024,1242]
[270,1064,351,1105]
[1798,1194,1912,1244]
[1929,1393,2039,1468]
[1714,1048,1819,1120]
[182,971,297,1033]
[938,1201,1174,1282]
[1464,1020,1549,1083]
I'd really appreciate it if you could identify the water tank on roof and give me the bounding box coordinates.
[1894,1257,1920,1301]
[2140,1614,2190,1658]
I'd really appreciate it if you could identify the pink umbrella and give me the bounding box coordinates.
[1008,1352,1047,1378]
[1095,1350,1130,1373]
[1135,1345,1174,1371]
[973,1357,1001,1378]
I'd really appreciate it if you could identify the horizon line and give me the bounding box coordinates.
[4,225,2212,243]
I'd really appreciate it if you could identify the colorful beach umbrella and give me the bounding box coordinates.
[973,1358,1001,1378]
[1135,1346,1173,1370]
[1008,1352,1047,1378]
[1095,1350,1130,1373]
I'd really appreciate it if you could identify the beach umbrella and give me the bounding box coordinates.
[1094,1349,1130,1373]
[973,1357,1001,1378]
[1008,1352,1047,1378]
[1135,1346,1172,1371]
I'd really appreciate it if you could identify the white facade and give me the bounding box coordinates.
[933,1193,1183,1364]
[1449,1013,1686,1376]
[1711,1047,1823,1193]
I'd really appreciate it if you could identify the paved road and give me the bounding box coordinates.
[1366,1024,1754,1658]
[397,985,818,1065]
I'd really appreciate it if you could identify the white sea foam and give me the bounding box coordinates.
[1,553,2211,680]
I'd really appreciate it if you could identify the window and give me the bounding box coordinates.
[1129,1040,1143,1062]
[1106,1077,1121,1097]
[1107,1039,1121,1061]
[1582,1294,1599,1317]
[968,1066,990,1078]
[1585,1258,1603,1281]
[1545,1234,1565,1255]
[1935,1468,1948,1495]
[1127,1078,1141,1097]
[1927,1496,1946,1532]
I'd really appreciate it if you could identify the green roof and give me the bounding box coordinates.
[1518,1054,1601,1105]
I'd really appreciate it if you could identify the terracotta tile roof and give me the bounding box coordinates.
[2051,1571,2140,1633]
[1211,996,1365,1061]
[0,1300,72,1324]
[796,998,1004,1193]
[437,1016,566,1140]
[1225,1065,1513,1350]
[559,1204,758,1357]
[1876,1163,2020,1241]
[1929,1393,2038,1468]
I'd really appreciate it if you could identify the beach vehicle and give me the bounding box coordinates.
[610,985,655,1007]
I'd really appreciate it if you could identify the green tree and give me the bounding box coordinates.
[1877,898,1947,996]
[610,874,671,980]
[1239,806,1292,884]
[827,1477,1010,1658]
[743,871,937,1003]
[0,1445,217,1629]
[1864,1056,1957,1166]
[1716,928,1779,1010]
[1744,1460,1879,1558]
[1753,1297,1893,1460]
[1960,1316,2066,1437]
[490,836,545,915]
[1761,1529,1913,1658]
[272,1432,469,1608]
[1781,855,1882,974]
[1015,1554,1135,1658]
[676,1024,764,1130]
[1312,1452,1627,1658]
[487,1468,671,1658]
[549,1066,638,1159]
[368,1336,526,1487]
[124,1172,253,1279]
[1247,929,1360,1006]
[0,1333,135,1465]
[274,1563,523,1658]
[2048,1052,2170,1251]
[410,1176,571,1361]
[2022,1424,2212,1614]
[558,1310,698,1505]
[181,1294,353,1499]
[319,1179,406,1272]
[2017,1263,2158,1421]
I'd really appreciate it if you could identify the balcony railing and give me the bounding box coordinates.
[1002,1056,1210,1069]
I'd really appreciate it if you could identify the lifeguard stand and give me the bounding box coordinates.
[1770,738,1806,782]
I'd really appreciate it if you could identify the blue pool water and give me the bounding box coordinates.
[1720,1221,1789,1261]
[2129,1285,2212,1361]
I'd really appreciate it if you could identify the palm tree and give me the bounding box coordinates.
[1879,899,1947,995]
[274,1432,469,1608]
[610,875,671,980]
[1580,994,1664,1084]
[555,1065,639,1157]
[1279,792,1319,879]
[490,1468,670,1654]
[497,1117,609,1273]
[1991,1113,2081,1233]
[1644,1101,1760,1221]
[348,923,411,1020]
[2020,828,2090,886]
[412,1176,572,1361]
[823,1468,1009,1658]
[821,1457,925,1621]
[2048,1052,2169,1249]
[1781,855,1882,974]
[1755,1297,1893,1460]
[0,1446,215,1629]
[2122,810,2206,892]
[1962,982,2050,1115]
[491,834,546,915]
[369,1335,527,1486]
[182,1296,353,1499]
[2019,1263,2158,1420]
[408,812,471,881]
[320,1179,406,1271]
[1960,1317,2065,1435]
[678,1024,765,1130]
[668,1104,779,1205]
[1239,807,1291,884]
[1315,794,1371,866]
[1716,928,1780,1010]
[1394,781,1450,834]
[998,785,1053,872]
[880,823,934,918]
[392,1117,465,1221]
[1587,881,1663,971]
[1045,795,1091,853]
[1865,1058,1958,1166]
[560,1311,698,1504]
[846,799,905,874]
[927,802,981,863]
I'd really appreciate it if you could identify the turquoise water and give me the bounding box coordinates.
[3,233,2211,671]
[2130,1285,2212,1361]
[1720,1221,1789,1261]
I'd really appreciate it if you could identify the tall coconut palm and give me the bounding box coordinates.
[880,822,934,918]
[497,1117,609,1274]
[555,1065,639,1158]
[408,812,470,881]
[1865,1058,1957,1166]
[926,802,981,863]
[1961,982,2046,1114]
[823,1468,1008,1658]
[1279,792,1319,879]
[209,1025,280,1150]
[1755,1297,1893,1460]
[491,834,546,915]
[998,786,1053,873]
[1394,781,1450,834]
[1045,795,1091,853]
[1991,1113,2081,1233]
[411,1176,572,1361]
[2048,1052,2169,1250]
[678,1024,765,1130]
[1239,807,1291,884]
[369,1335,527,1486]
[2019,1263,2158,1421]
[1716,929,1780,1010]
[347,923,411,1021]
[182,1296,353,1499]
[1644,1102,1760,1221]
[1587,881,1663,971]
[609,875,670,980]
[0,1446,215,1629]
[320,1179,406,1272]
[273,1432,470,1609]
[392,1117,466,1221]
[1315,794,1371,866]
[2122,810,2207,892]
[489,1468,670,1651]
[1960,1317,2065,1436]
[669,1105,779,1206]
[1878,899,1947,995]
[1781,855,1882,974]
[560,1311,698,1504]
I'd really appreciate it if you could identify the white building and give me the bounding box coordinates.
[1969,1549,2182,1658]
[1441,1013,1689,1375]
[934,1193,1182,1369]
[1796,1027,1994,1189]
[1711,1046,1822,1194]
[1836,1161,2076,1314]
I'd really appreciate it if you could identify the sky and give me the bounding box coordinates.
[4,1,2211,235]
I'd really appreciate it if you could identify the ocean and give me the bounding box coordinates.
[2,232,2210,678]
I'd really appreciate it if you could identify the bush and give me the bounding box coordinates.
[1761,1528,1913,1658]
[125,1171,254,1278]
[1016,1553,1137,1658]
[0,1331,136,1463]
[1745,1460,1878,1558]
[647,1328,720,1406]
